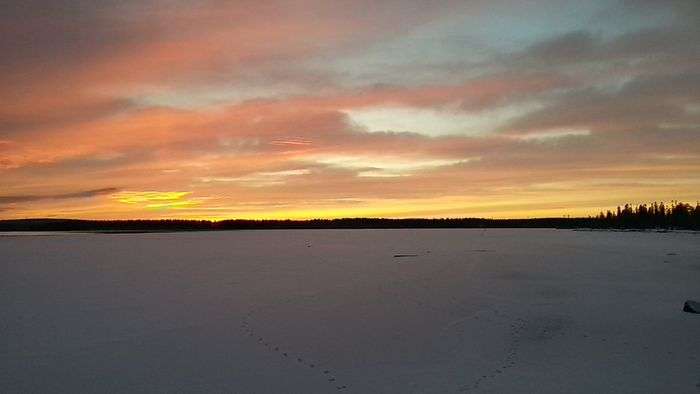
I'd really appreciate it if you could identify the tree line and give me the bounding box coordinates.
[0,201,697,231]
[595,201,699,230]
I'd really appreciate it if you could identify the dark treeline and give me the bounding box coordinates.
[0,201,698,232]
[595,201,699,230]
[0,217,594,232]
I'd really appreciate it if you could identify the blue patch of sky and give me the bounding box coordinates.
[308,0,676,87]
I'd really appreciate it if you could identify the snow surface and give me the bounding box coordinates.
[1,229,699,393]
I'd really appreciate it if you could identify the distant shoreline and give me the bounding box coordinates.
[2,229,697,237]
[0,217,697,232]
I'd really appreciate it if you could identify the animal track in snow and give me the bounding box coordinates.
[242,298,350,391]
[458,310,528,392]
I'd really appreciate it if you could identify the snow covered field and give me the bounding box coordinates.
[2,229,699,393]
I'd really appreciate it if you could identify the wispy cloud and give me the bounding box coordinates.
[0,188,119,204]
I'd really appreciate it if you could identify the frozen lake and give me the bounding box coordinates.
[2,229,699,393]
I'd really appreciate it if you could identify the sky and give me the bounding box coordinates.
[1,0,699,220]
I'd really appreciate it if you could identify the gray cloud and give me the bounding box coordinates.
[0,1,149,76]
[523,31,598,64]
[512,25,699,70]
[494,15,700,137]
[500,71,700,134]
[0,97,135,136]
[0,187,119,204]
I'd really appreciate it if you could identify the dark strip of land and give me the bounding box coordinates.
[0,217,588,232]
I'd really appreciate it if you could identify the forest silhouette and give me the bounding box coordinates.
[1,201,698,232]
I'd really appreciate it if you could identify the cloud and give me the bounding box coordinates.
[1,1,699,219]
[0,187,119,204]
[500,71,700,135]
[0,96,134,136]
[522,30,598,64]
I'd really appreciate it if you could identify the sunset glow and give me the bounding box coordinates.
[1,1,698,219]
